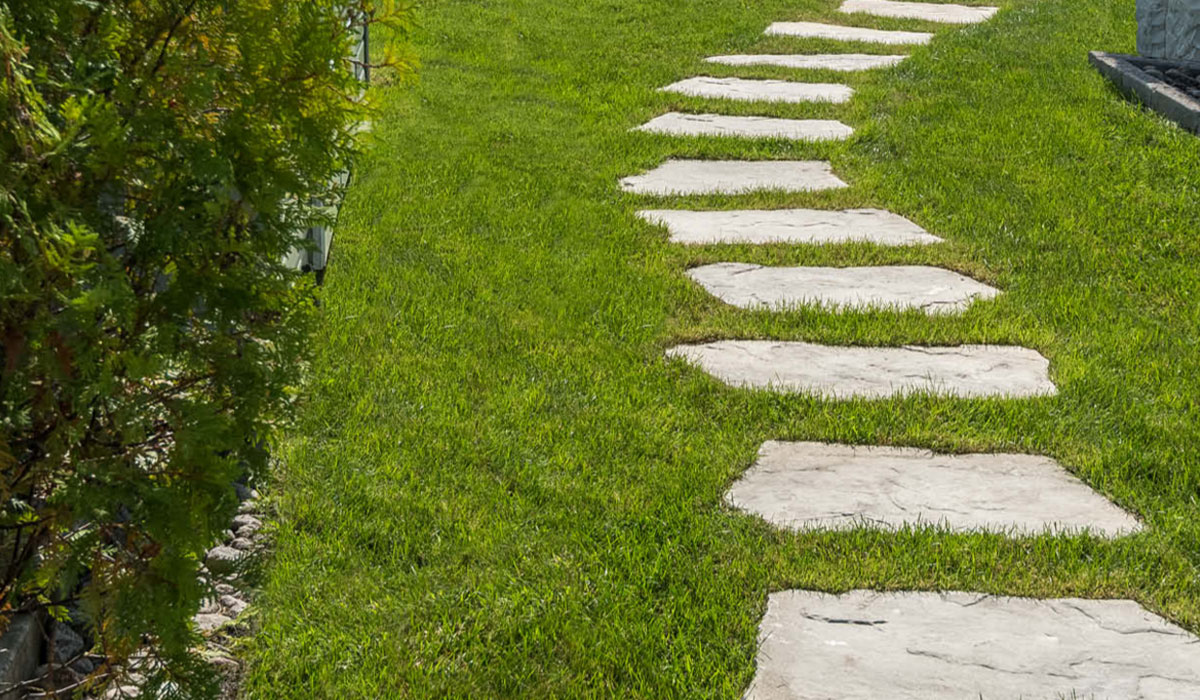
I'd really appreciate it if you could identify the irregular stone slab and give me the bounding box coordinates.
[635,113,854,141]
[665,341,1056,398]
[687,263,997,314]
[620,161,848,196]
[764,21,933,45]
[730,442,1142,536]
[747,590,1200,700]
[839,0,999,24]
[660,77,854,104]
[637,208,942,246]
[705,53,907,71]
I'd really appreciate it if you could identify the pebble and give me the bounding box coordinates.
[232,514,262,536]
[194,613,232,633]
[205,545,243,575]
[221,595,248,616]
[230,537,255,551]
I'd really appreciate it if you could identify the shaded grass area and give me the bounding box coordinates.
[245,0,1200,697]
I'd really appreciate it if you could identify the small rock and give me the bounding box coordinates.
[225,529,237,541]
[210,655,240,672]
[232,514,262,534]
[102,684,141,699]
[237,500,258,514]
[199,597,221,614]
[220,595,248,616]
[230,537,255,552]
[234,483,253,501]
[34,663,82,690]
[215,582,236,595]
[70,657,95,675]
[205,546,243,575]
[52,621,87,662]
[194,613,232,633]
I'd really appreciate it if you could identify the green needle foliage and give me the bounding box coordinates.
[0,0,409,694]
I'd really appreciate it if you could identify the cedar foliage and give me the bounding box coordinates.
[0,0,407,694]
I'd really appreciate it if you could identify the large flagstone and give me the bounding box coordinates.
[635,113,854,141]
[687,263,997,314]
[747,590,1200,700]
[660,77,854,104]
[730,441,1142,536]
[765,21,933,44]
[636,208,942,246]
[665,341,1056,398]
[839,0,998,24]
[705,53,906,71]
[620,161,848,196]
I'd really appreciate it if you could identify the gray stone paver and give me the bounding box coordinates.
[705,53,907,71]
[730,441,1142,536]
[687,263,997,314]
[637,208,942,245]
[620,160,848,196]
[839,0,999,24]
[747,590,1200,700]
[764,21,933,44]
[660,77,854,104]
[635,113,854,141]
[665,341,1057,398]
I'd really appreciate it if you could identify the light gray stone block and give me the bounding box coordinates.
[705,53,907,71]
[637,208,942,246]
[620,161,848,196]
[764,21,933,45]
[839,0,999,24]
[687,263,997,314]
[730,442,1142,536]
[634,113,854,141]
[747,590,1200,700]
[665,341,1057,398]
[660,77,854,104]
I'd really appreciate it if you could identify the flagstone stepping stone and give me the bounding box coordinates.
[635,113,854,141]
[839,0,999,24]
[687,263,997,314]
[705,53,907,72]
[764,21,933,45]
[730,442,1142,536]
[620,160,848,196]
[660,77,854,104]
[637,208,942,246]
[665,341,1056,398]
[747,590,1200,700]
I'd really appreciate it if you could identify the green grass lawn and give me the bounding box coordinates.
[243,0,1200,696]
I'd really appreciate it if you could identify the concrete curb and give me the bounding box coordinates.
[1089,51,1200,134]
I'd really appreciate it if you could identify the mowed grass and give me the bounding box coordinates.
[244,0,1200,697]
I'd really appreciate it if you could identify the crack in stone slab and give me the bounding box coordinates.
[747,591,1200,699]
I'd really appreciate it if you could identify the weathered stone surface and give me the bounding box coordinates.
[637,208,942,246]
[51,622,86,663]
[687,263,997,314]
[705,53,907,71]
[747,590,1200,700]
[730,442,1142,536]
[635,113,854,141]
[194,613,233,633]
[1137,0,1200,62]
[660,77,854,104]
[765,21,933,44]
[0,614,41,700]
[665,341,1056,398]
[620,161,848,196]
[839,0,998,24]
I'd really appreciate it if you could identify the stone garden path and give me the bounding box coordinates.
[623,1,1200,697]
